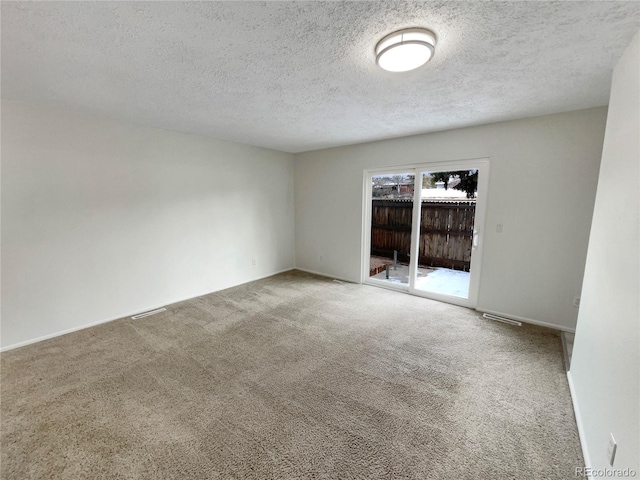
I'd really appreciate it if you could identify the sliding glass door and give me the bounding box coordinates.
[367,172,415,288]
[364,159,489,308]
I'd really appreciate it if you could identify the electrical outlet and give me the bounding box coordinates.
[607,433,617,466]
[319,254,323,262]
[496,223,503,233]
[252,258,256,266]
[573,297,580,308]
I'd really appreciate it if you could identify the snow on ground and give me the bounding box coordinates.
[371,264,470,298]
[415,268,470,298]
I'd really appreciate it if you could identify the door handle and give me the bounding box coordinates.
[473,231,479,248]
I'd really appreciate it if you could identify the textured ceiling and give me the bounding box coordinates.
[2,2,639,153]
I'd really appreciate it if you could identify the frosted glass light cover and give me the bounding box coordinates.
[377,43,433,72]
[375,28,436,72]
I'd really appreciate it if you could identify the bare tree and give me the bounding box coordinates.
[391,175,404,193]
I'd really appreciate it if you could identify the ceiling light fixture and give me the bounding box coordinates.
[375,28,437,72]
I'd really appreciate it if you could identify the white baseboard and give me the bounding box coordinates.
[0,315,131,353]
[293,267,357,284]
[567,371,593,479]
[476,308,576,333]
[560,331,573,372]
[0,267,295,353]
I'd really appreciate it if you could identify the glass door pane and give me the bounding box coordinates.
[413,169,478,299]
[368,173,415,287]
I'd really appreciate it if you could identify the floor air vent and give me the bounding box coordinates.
[131,308,167,320]
[482,313,522,326]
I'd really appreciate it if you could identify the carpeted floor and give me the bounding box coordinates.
[1,270,583,479]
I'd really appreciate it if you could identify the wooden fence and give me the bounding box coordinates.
[370,199,476,271]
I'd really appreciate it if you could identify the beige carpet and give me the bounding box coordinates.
[1,270,583,479]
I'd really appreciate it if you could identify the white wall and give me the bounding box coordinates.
[1,99,295,350]
[569,32,639,475]
[294,107,607,331]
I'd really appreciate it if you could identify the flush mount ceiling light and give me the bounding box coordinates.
[375,28,437,72]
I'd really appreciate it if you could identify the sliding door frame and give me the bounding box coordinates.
[361,166,417,293]
[362,158,490,308]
